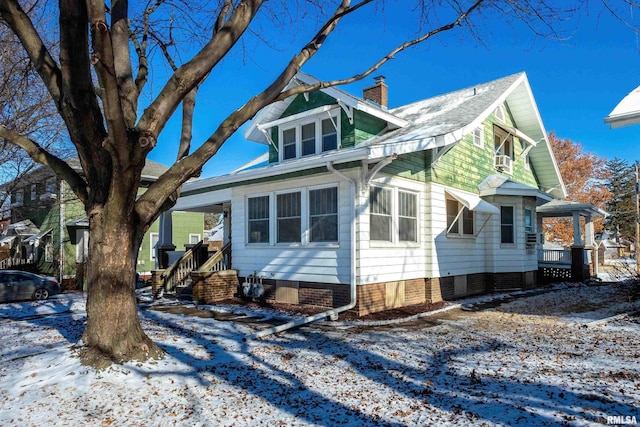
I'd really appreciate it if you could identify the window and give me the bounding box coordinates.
[398,191,417,242]
[495,105,505,122]
[189,234,201,244]
[370,187,392,242]
[277,192,301,243]
[472,126,484,148]
[309,187,338,242]
[369,186,419,243]
[30,184,37,200]
[14,190,23,205]
[46,178,56,194]
[322,118,338,151]
[501,206,515,244]
[282,128,296,160]
[494,125,514,174]
[279,113,340,161]
[45,241,53,262]
[446,199,474,236]
[150,232,159,260]
[524,208,533,233]
[248,196,270,243]
[247,186,339,246]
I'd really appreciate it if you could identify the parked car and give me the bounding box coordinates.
[0,271,61,302]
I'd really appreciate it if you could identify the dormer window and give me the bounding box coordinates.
[279,112,340,162]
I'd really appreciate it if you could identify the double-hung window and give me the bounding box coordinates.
[277,192,301,243]
[370,187,392,242]
[370,186,418,243]
[501,206,515,244]
[446,199,474,236]
[472,126,484,148]
[279,112,339,161]
[247,186,338,246]
[248,196,270,243]
[309,187,338,242]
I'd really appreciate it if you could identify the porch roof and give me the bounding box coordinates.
[0,235,16,246]
[536,200,607,218]
[477,175,551,201]
[23,228,52,245]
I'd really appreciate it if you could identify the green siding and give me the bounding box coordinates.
[381,151,431,182]
[136,212,204,273]
[281,92,335,118]
[342,110,387,148]
[267,92,388,163]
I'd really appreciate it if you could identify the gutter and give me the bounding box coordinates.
[245,155,396,340]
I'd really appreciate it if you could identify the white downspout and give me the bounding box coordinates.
[245,161,359,341]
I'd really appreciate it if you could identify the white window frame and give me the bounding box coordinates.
[446,198,475,238]
[369,185,420,246]
[398,190,418,243]
[308,186,339,243]
[247,194,271,244]
[150,232,159,260]
[45,241,53,262]
[524,207,534,233]
[189,234,201,244]
[276,190,302,244]
[246,185,340,247]
[278,110,340,162]
[495,105,506,122]
[500,205,516,245]
[472,126,484,148]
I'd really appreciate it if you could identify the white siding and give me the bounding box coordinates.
[427,184,493,277]
[357,175,427,285]
[231,172,352,284]
[482,195,538,273]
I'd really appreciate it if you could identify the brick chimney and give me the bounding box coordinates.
[362,76,388,108]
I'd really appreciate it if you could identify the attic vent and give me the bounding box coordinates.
[495,105,505,122]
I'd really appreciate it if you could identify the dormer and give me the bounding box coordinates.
[244,73,408,165]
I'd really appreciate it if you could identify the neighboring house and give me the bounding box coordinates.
[0,159,203,288]
[605,84,640,128]
[166,71,569,315]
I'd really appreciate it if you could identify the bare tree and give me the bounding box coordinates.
[0,0,586,367]
[0,7,67,209]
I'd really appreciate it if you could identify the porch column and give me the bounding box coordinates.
[584,215,598,276]
[571,212,585,282]
[572,212,583,246]
[158,211,175,269]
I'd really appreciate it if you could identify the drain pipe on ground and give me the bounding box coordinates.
[244,162,359,341]
[244,156,397,341]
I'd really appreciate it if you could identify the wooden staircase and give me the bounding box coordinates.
[157,241,231,297]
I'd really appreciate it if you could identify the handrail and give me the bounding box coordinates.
[160,240,204,294]
[199,241,231,272]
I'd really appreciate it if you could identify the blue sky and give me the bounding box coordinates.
[149,2,640,178]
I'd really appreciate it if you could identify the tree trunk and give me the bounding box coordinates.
[81,205,163,368]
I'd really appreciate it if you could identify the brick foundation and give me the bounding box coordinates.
[191,270,239,304]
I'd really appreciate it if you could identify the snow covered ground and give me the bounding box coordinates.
[0,282,638,426]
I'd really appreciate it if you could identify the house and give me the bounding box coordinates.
[605,84,640,128]
[159,71,575,316]
[0,159,204,289]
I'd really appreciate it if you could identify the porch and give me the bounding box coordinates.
[536,200,607,283]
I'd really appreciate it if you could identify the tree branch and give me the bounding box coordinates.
[277,0,485,101]
[0,0,62,110]
[136,0,264,143]
[0,125,88,204]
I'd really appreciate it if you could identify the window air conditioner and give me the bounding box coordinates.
[494,155,513,172]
